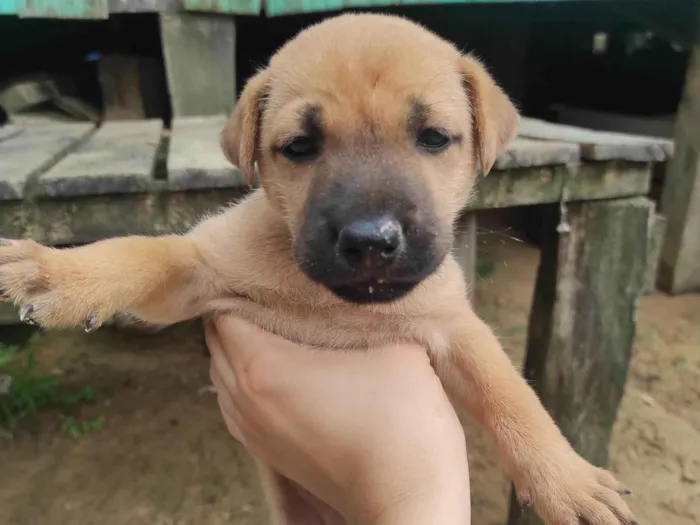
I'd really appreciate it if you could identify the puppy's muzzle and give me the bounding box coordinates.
[336,216,404,273]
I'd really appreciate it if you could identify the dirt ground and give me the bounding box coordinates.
[1,226,699,525]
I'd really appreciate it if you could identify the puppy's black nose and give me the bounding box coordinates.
[337,217,403,270]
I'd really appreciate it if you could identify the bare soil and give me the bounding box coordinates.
[1,229,698,525]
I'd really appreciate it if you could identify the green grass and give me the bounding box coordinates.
[0,334,101,434]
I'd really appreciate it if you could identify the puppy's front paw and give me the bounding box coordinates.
[515,453,636,525]
[0,239,115,331]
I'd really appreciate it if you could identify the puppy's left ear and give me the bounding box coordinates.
[458,55,519,175]
[220,69,270,185]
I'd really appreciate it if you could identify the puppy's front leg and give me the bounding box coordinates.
[436,308,635,525]
[0,235,210,330]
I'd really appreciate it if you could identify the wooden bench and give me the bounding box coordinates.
[0,115,672,525]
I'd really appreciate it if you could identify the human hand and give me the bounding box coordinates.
[206,316,471,525]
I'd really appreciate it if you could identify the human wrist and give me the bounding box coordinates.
[354,472,470,525]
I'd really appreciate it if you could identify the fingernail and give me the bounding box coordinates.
[0,239,12,246]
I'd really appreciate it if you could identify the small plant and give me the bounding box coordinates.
[0,333,98,432]
[60,414,106,438]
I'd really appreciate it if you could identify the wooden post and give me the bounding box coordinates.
[658,16,700,294]
[507,197,652,525]
[160,12,237,118]
[453,211,478,302]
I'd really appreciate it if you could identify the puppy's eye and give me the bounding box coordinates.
[416,128,451,153]
[281,136,319,162]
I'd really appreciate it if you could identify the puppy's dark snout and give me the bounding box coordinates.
[337,217,404,270]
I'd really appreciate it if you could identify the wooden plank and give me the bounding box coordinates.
[167,115,244,190]
[0,122,94,200]
[37,120,162,198]
[0,0,16,14]
[643,212,667,294]
[264,0,619,16]
[508,197,652,525]
[496,137,579,170]
[183,0,262,15]
[160,13,236,118]
[0,188,246,246]
[0,159,651,243]
[519,117,674,162]
[469,161,651,210]
[106,0,181,12]
[659,38,700,294]
[17,0,108,18]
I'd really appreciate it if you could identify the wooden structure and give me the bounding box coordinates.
[659,14,700,294]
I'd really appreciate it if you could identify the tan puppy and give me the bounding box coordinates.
[0,13,635,525]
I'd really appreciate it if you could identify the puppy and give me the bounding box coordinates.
[0,13,635,525]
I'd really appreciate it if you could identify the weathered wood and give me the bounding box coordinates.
[468,161,651,211]
[0,188,246,246]
[18,0,109,18]
[160,13,237,118]
[107,0,181,12]
[183,0,262,15]
[167,115,244,190]
[507,197,652,525]
[0,122,95,200]
[0,158,652,244]
[519,117,674,162]
[643,212,668,295]
[98,55,147,120]
[496,137,579,171]
[37,120,163,197]
[453,211,477,301]
[659,38,700,294]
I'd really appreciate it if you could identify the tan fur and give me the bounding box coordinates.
[0,14,635,525]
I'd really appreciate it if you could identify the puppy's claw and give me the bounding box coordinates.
[619,487,632,496]
[19,304,36,324]
[84,314,102,333]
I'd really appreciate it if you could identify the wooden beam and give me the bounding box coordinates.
[508,197,652,525]
[160,12,237,118]
[659,35,700,294]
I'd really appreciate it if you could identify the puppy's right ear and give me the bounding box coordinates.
[220,69,270,185]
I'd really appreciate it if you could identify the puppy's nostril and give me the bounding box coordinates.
[337,217,404,270]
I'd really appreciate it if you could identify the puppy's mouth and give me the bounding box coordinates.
[329,278,419,304]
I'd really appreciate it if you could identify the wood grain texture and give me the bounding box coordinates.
[160,12,236,117]
[37,120,162,197]
[508,197,653,525]
[659,37,700,294]
[496,137,579,170]
[468,161,651,210]
[0,122,94,200]
[17,0,108,18]
[183,0,261,15]
[643,212,667,294]
[519,117,674,162]
[167,116,244,190]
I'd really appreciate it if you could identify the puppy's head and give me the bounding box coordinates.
[221,13,518,304]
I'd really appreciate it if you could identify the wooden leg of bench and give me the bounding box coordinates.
[160,12,237,118]
[507,198,652,525]
[454,211,477,302]
[658,18,700,294]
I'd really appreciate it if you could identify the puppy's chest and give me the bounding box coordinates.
[222,292,443,350]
